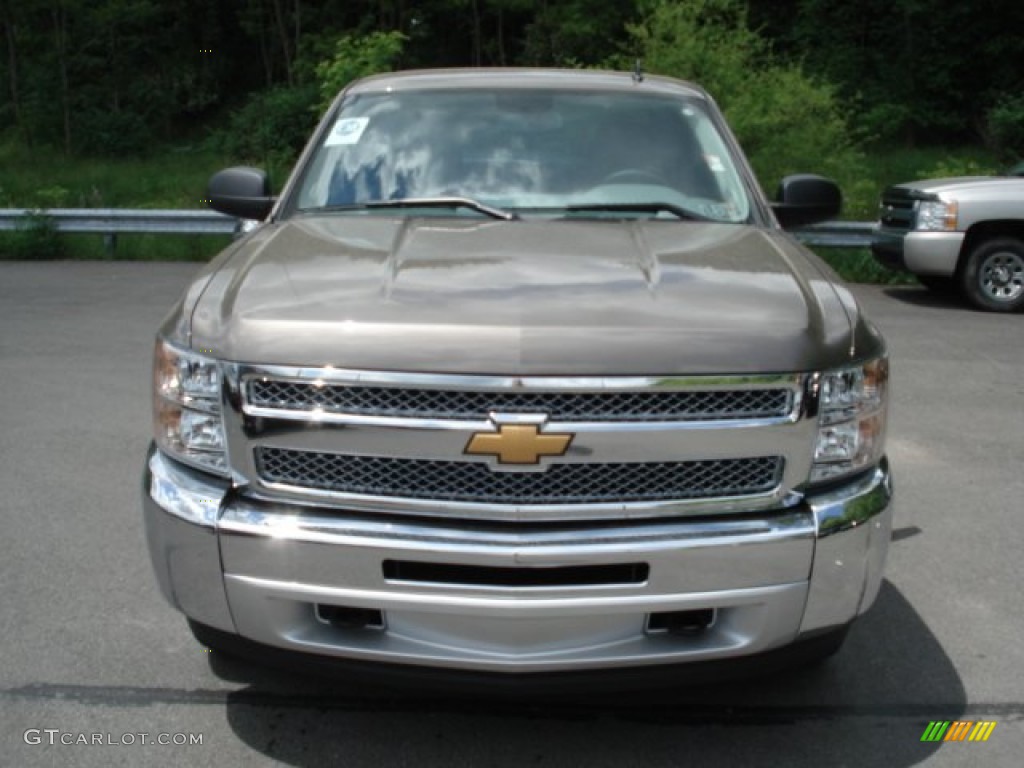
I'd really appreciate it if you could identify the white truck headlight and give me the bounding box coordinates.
[153,339,228,475]
[811,357,888,483]
[915,199,958,231]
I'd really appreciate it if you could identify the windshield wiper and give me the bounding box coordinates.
[561,202,712,221]
[316,197,517,221]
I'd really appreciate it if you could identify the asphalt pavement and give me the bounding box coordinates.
[1,261,1022,767]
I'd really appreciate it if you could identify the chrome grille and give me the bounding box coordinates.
[879,188,918,230]
[255,448,784,505]
[247,380,793,422]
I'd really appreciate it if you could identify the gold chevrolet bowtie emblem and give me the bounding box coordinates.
[464,424,573,465]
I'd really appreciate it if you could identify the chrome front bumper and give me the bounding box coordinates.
[143,446,893,673]
[904,231,964,276]
[872,226,964,276]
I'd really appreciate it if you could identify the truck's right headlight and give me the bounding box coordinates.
[811,357,888,484]
[915,199,958,231]
[153,339,229,476]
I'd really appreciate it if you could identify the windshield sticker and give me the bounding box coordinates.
[705,202,737,219]
[325,117,370,146]
[705,154,726,173]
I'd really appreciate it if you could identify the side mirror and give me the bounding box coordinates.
[771,174,842,229]
[207,167,275,220]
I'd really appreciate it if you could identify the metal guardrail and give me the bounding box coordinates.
[793,220,877,248]
[0,208,239,234]
[0,208,240,257]
[0,208,875,255]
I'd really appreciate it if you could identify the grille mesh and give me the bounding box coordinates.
[256,447,783,505]
[247,380,792,422]
[879,191,917,230]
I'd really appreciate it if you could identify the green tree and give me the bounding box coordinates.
[756,0,1024,146]
[519,0,637,66]
[1,0,243,154]
[620,0,861,195]
[315,29,406,110]
[0,0,31,145]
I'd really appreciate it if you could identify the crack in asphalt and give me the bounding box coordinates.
[3,684,1023,725]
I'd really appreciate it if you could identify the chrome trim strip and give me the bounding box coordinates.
[243,482,802,523]
[235,365,806,393]
[247,377,796,421]
[147,449,228,527]
[810,461,893,538]
[218,503,814,550]
[239,407,801,430]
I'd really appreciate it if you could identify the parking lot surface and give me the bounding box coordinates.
[1,261,1022,766]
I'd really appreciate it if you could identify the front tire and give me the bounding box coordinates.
[961,238,1024,312]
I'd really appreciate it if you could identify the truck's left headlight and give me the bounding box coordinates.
[811,357,888,484]
[153,339,229,476]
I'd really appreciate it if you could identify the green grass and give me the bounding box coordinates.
[0,139,240,260]
[837,145,1001,221]
[0,137,240,209]
[859,144,1001,187]
[811,247,917,285]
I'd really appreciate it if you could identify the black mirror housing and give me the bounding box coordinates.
[207,167,275,221]
[772,174,842,229]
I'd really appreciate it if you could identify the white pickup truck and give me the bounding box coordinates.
[872,171,1024,312]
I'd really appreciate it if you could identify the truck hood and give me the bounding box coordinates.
[889,175,1024,197]
[187,216,868,375]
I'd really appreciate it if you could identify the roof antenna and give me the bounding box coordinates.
[632,58,644,83]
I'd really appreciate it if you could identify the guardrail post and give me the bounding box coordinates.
[103,233,117,258]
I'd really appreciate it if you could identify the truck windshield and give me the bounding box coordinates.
[295,89,752,223]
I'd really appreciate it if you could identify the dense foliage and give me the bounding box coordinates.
[1,0,1021,172]
[619,1,862,197]
[750,0,1024,158]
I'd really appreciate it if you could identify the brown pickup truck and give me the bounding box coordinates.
[143,68,892,686]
